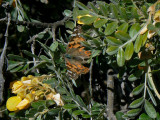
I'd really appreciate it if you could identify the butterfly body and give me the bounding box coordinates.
[65,26,91,80]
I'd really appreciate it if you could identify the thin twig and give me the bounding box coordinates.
[89,59,93,103]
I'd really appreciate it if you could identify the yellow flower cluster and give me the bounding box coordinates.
[6,75,64,111]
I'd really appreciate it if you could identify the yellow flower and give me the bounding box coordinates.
[31,77,39,85]
[6,96,22,111]
[77,14,92,24]
[52,93,64,106]
[27,75,34,79]
[9,80,18,89]
[22,80,32,85]
[12,81,23,93]
[16,98,30,110]
[21,77,29,81]
[17,90,26,99]
[26,93,35,102]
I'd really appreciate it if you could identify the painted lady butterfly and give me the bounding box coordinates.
[65,26,91,80]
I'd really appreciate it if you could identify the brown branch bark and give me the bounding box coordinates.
[0,16,69,28]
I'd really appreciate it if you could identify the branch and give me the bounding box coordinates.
[0,16,69,28]
[106,69,116,120]
[0,10,11,104]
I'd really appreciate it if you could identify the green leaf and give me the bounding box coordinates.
[147,87,157,106]
[40,55,51,63]
[82,114,91,118]
[22,50,39,59]
[117,23,128,33]
[76,1,90,11]
[50,41,59,52]
[134,35,143,53]
[116,111,125,120]
[157,112,160,120]
[132,83,144,95]
[93,19,107,28]
[131,7,139,20]
[17,25,25,32]
[127,108,141,117]
[142,32,148,46]
[63,104,78,109]
[63,10,72,17]
[97,2,108,16]
[106,46,119,55]
[48,108,60,115]
[80,16,98,25]
[115,31,131,41]
[139,113,152,120]
[31,100,46,108]
[73,7,79,21]
[7,62,22,71]
[119,7,128,21]
[147,24,156,31]
[117,48,125,67]
[125,41,134,60]
[88,2,99,14]
[92,38,102,47]
[129,97,144,108]
[129,23,141,38]
[76,95,88,110]
[145,100,157,118]
[128,70,143,82]
[91,50,101,57]
[110,3,119,19]
[104,22,118,35]
[105,36,122,46]
[72,110,85,116]
[8,54,28,61]
[65,21,75,29]
[77,10,89,16]
[10,65,24,72]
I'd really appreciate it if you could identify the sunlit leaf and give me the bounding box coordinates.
[117,48,125,67]
[106,46,119,55]
[125,41,134,60]
[129,23,141,38]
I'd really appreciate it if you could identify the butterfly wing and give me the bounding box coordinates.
[65,57,90,80]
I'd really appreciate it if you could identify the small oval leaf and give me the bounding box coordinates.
[144,100,157,118]
[115,31,131,41]
[106,46,119,55]
[127,108,141,117]
[104,22,118,35]
[94,19,107,28]
[117,48,125,67]
[132,83,144,96]
[129,97,144,108]
[125,41,134,60]
[105,36,122,46]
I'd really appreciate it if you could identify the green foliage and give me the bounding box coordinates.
[2,0,160,120]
